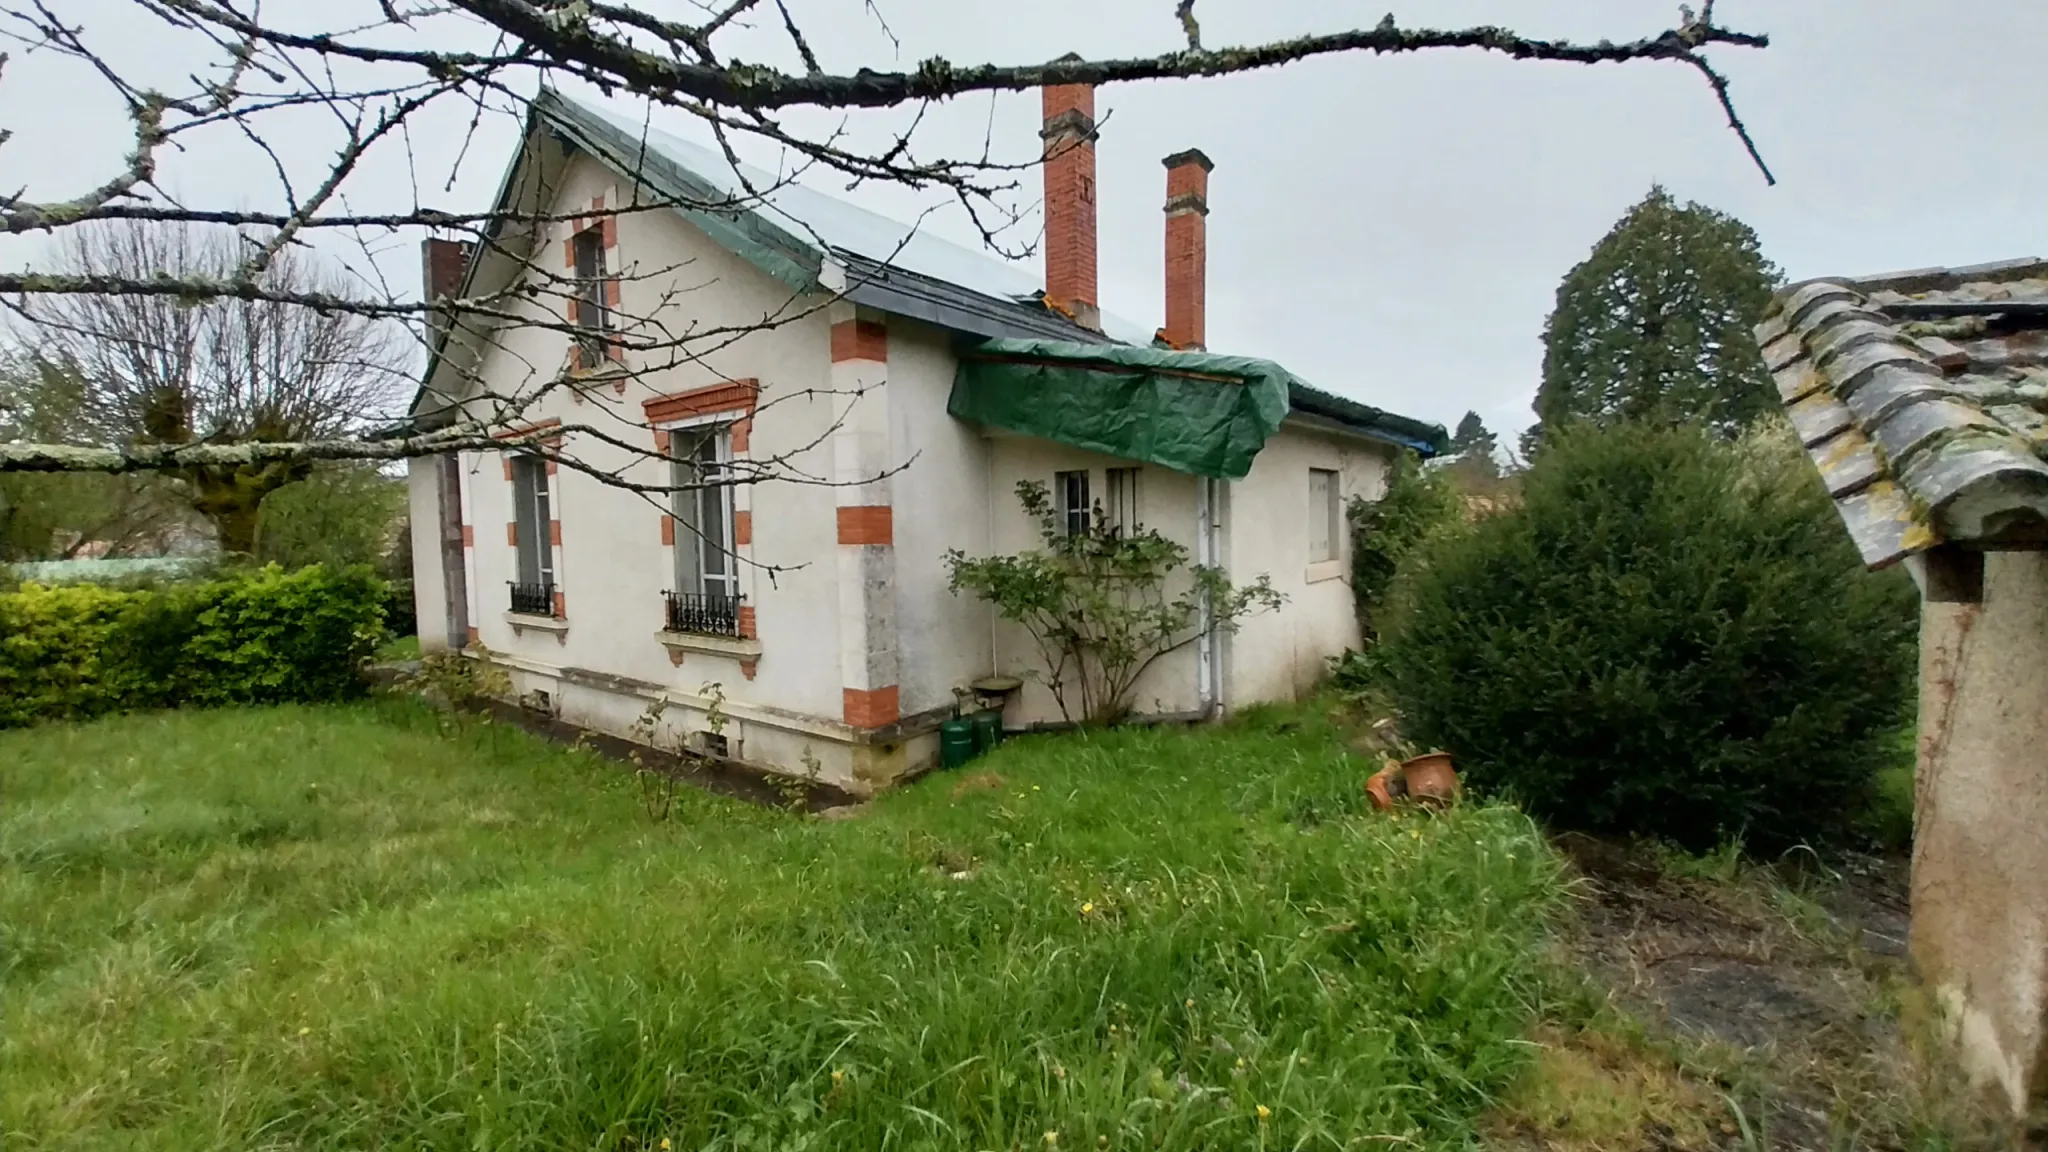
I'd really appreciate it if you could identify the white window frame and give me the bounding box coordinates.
[662,414,738,600]
[510,454,555,588]
[570,226,610,366]
[1055,469,1091,538]
[1309,467,1341,564]
[1104,466,1142,537]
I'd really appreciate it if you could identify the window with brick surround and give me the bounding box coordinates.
[1055,469,1091,538]
[1309,468,1340,563]
[570,226,609,367]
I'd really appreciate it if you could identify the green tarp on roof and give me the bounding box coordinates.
[949,339,1445,479]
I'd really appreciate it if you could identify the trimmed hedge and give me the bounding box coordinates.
[0,564,387,728]
[1377,422,1917,852]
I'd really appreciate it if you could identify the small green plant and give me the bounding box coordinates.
[699,681,728,747]
[765,743,825,811]
[414,642,511,707]
[1377,422,1917,852]
[629,697,684,822]
[946,480,1283,725]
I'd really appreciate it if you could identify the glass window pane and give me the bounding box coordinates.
[512,457,543,585]
[1105,468,1140,535]
[670,450,702,596]
[533,463,553,583]
[1057,470,1090,538]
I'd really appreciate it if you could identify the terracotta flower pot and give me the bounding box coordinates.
[1400,752,1459,807]
[1365,763,1408,812]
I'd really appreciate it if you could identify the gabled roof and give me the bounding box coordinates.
[541,89,1155,345]
[1755,258,2048,568]
[415,88,1445,454]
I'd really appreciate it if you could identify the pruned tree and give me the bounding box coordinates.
[1532,186,1783,446]
[23,221,411,553]
[0,0,1776,515]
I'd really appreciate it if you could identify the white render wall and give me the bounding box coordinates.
[407,458,453,652]
[445,152,874,784]
[419,149,1394,787]
[1223,421,1388,704]
[887,318,997,719]
[981,434,1204,726]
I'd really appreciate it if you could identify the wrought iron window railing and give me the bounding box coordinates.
[508,581,555,616]
[663,589,743,638]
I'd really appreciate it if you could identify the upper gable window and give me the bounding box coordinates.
[570,226,609,367]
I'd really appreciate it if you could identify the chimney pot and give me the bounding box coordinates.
[1041,53,1100,331]
[1161,150,1211,351]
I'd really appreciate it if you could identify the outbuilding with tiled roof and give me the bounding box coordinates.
[1754,258,2048,1121]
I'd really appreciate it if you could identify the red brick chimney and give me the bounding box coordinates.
[420,237,472,303]
[1041,55,1100,331]
[1160,149,1212,351]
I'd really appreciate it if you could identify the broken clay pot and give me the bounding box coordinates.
[1399,752,1459,807]
[1365,762,1408,811]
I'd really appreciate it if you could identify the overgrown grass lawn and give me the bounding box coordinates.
[2,700,1562,1150]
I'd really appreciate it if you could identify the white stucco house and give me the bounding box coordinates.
[404,84,1445,794]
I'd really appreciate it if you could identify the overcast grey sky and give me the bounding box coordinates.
[7,1,2045,442]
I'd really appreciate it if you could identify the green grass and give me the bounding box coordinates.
[1,700,1565,1151]
[1868,723,1917,853]
[373,632,421,662]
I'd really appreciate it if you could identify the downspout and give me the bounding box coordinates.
[1195,476,1220,720]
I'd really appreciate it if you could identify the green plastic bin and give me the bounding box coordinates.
[970,710,1003,754]
[939,717,978,769]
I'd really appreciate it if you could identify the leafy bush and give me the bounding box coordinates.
[1376,422,1917,852]
[947,480,1282,724]
[382,578,417,638]
[1349,450,1461,641]
[255,465,406,572]
[0,564,387,727]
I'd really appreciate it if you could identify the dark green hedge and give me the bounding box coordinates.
[0,564,387,728]
[1377,422,1917,853]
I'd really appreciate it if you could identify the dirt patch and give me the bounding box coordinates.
[1520,834,2004,1151]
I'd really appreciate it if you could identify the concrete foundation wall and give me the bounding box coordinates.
[1913,549,2048,1117]
[488,650,937,796]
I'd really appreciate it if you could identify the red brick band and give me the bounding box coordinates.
[835,505,892,546]
[843,685,899,729]
[643,379,759,425]
[830,319,887,363]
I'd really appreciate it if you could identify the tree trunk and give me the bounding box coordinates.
[185,460,308,558]
[206,498,262,556]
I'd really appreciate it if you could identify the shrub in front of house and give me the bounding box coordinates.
[0,564,387,727]
[1348,448,1461,642]
[1376,421,1917,852]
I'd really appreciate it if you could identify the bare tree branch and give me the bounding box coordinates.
[0,0,1776,528]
